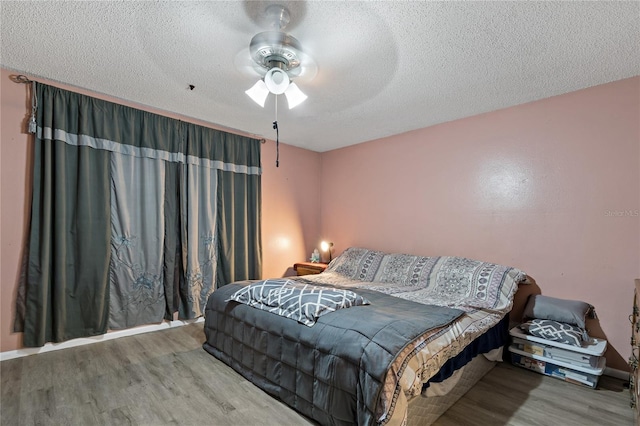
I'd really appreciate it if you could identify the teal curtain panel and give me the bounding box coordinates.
[17,82,262,347]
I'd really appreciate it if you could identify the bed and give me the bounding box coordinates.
[203,247,534,425]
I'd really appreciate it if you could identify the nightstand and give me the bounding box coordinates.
[293,262,328,276]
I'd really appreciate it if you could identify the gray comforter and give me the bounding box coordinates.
[203,280,463,425]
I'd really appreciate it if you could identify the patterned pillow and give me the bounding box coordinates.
[372,253,438,288]
[324,250,526,314]
[423,256,526,312]
[523,319,588,346]
[227,279,370,326]
[324,247,385,281]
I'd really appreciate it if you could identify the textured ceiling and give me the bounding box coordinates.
[1,1,639,152]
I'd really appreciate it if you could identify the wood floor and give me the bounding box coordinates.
[1,323,634,426]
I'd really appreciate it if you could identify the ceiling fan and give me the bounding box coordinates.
[243,4,315,109]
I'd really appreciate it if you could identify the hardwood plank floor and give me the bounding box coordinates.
[433,363,633,426]
[1,323,633,425]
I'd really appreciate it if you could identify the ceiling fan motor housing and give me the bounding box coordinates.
[249,31,303,76]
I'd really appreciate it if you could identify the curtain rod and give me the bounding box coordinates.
[10,74,267,144]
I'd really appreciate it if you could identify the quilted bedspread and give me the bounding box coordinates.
[203,280,463,425]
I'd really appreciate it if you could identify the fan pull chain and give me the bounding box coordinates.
[273,95,279,167]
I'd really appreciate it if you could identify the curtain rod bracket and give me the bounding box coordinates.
[11,75,39,133]
[10,74,33,84]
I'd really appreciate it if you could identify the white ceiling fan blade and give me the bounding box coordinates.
[284,83,307,109]
[245,80,269,107]
[287,51,317,83]
[234,48,268,79]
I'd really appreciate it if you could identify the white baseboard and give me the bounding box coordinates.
[604,366,630,381]
[0,317,204,362]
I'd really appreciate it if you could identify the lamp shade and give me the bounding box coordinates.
[245,80,270,107]
[320,241,334,262]
[264,67,290,95]
[284,82,307,109]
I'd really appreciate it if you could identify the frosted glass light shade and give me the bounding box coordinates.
[264,68,290,94]
[284,82,307,109]
[245,80,270,107]
[246,70,307,109]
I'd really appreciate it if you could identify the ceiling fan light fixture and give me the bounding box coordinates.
[245,79,270,107]
[284,82,307,109]
[264,67,290,95]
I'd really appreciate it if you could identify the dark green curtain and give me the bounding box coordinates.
[184,123,262,290]
[18,82,262,347]
[163,161,185,320]
[217,170,262,288]
[24,138,111,346]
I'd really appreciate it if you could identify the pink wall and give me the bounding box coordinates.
[261,139,322,278]
[0,69,33,353]
[0,68,321,352]
[321,77,640,370]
